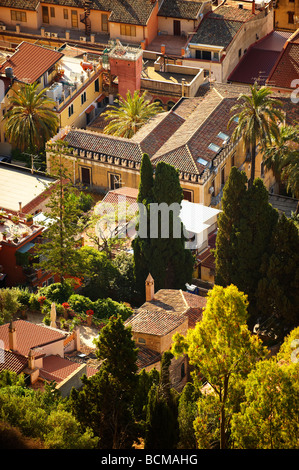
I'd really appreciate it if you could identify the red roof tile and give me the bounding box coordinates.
[267,40,299,90]
[0,320,66,357]
[0,349,28,374]
[0,41,63,84]
[40,355,97,383]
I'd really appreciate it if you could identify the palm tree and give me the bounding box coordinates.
[263,125,299,189]
[228,83,284,186]
[102,90,164,138]
[280,149,299,214]
[3,82,59,152]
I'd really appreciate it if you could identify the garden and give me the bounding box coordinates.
[0,281,133,332]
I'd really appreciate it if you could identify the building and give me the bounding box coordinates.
[0,40,103,154]
[0,319,97,395]
[47,82,290,207]
[266,29,299,93]
[186,1,274,82]
[125,274,207,390]
[273,0,299,31]
[227,30,293,86]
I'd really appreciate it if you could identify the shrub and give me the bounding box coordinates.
[16,288,31,309]
[93,298,133,321]
[29,293,41,311]
[38,281,74,304]
[67,294,93,315]
[0,289,20,325]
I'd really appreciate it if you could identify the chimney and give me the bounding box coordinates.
[145,273,155,302]
[8,321,17,351]
[28,349,35,370]
[252,0,255,14]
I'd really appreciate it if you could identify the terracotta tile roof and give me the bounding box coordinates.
[125,288,206,335]
[267,31,299,90]
[136,345,161,369]
[152,90,238,174]
[63,129,144,163]
[0,0,39,10]
[39,355,97,382]
[127,307,187,336]
[190,5,256,49]
[108,0,157,25]
[210,5,255,22]
[191,17,243,48]
[0,42,63,84]
[0,349,28,375]
[133,111,185,157]
[158,0,203,19]
[0,320,66,358]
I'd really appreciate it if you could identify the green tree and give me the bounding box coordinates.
[172,284,267,449]
[177,382,200,449]
[103,90,163,138]
[133,158,194,297]
[35,142,82,283]
[3,82,58,152]
[257,214,299,334]
[144,352,179,449]
[77,245,119,300]
[228,83,284,186]
[231,358,299,449]
[70,316,140,449]
[214,168,278,324]
[263,124,299,213]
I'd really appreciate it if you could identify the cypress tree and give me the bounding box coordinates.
[214,168,278,324]
[133,159,194,298]
[144,352,179,449]
[257,214,299,334]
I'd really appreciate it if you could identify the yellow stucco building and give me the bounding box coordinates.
[46,83,280,208]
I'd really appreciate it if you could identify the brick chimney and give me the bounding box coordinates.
[8,321,17,351]
[145,273,155,302]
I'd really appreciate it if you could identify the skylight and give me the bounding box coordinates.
[208,143,221,153]
[217,132,229,141]
[197,157,208,166]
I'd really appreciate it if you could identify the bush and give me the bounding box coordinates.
[67,294,93,315]
[16,288,31,309]
[93,298,133,321]
[29,293,41,312]
[38,282,74,304]
[0,289,20,324]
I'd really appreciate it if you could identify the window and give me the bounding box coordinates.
[231,152,235,168]
[42,6,49,23]
[138,338,146,344]
[120,24,136,37]
[81,91,87,105]
[195,49,212,60]
[217,131,229,141]
[183,190,193,202]
[238,48,242,59]
[288,11,295,23]
[50,7,55,17]
[94,78,99,92]
[221,165,225,186]
[81,167,91,185]
[213,51,220,61]
[11,10,27,22]
[208,143,221,153]
[68,104,74,117]
[109,173,121,190]
[102,13,108,32]
[63,9,68,19]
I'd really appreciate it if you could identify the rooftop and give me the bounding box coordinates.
[158,0,203,20]
[0,164,54,213]
[0,320,66,357]
[190,4,257,49]
[266,30,299,90]
[0,41,63,83]
[228,31,293,85]
[125,288,207,336]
